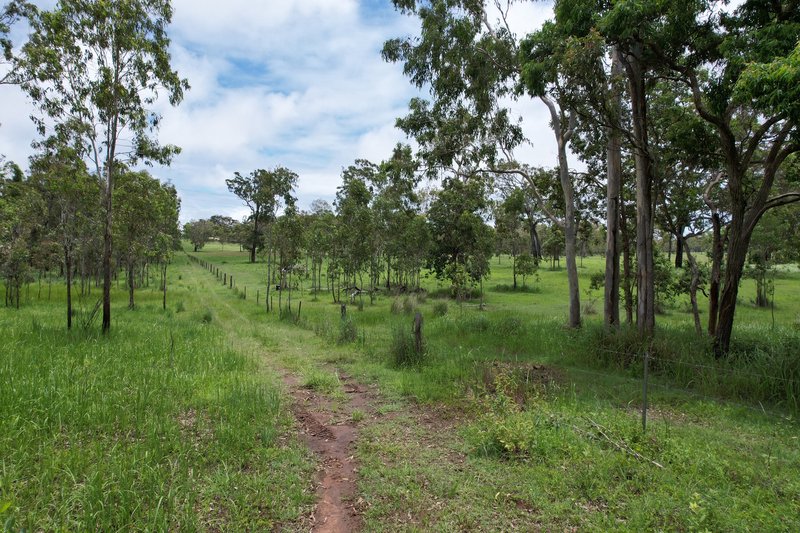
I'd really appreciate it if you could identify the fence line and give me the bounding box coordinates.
[186,253,797,425]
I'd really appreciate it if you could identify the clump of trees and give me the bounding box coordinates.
[382,0,800,355]
[1,0,187,333]
[1,160,180,326]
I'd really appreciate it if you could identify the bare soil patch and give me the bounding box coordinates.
[284,370,379,532]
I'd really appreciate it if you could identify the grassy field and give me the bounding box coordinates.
[2,245,799,530]
[0,254,316,531]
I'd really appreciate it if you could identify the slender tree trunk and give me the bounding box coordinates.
[541,96,580,328]
[604,103,622,329]
[65,247,72,330]
[128,261,135,310]
[682,239,703,335]
[674,232,684,268]
[620,203,634,325]
[102,169,113,333]
[624,46,655,336]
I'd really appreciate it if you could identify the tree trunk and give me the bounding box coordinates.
[621,196,634,325]
[128,261,135,310]
[604,89,622,329]
[624,45,655,336]
[66,247,72,330]
[674,232,684,268]
[541,96,580,328]
[102,170,113,333]
[707,213,722,335]
[714,206,750,356]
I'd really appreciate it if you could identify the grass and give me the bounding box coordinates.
[3,244,799,530]
[179,242,800,530]
[0,255,314,531]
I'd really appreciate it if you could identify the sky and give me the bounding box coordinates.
[0,0,558,223]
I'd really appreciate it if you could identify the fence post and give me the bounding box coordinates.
[414,312,423,355]
[341,303,347,320]
[642,350,650,433]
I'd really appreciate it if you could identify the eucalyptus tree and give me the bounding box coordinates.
[426,176,494,301]
[226,167,298,263]
[372,144,423,290]
[385,0,586,326]
[0,0,34,85]
[305,199,335,299]
[113,170,179,310]
[18,0,188,333]
[28,134,100,328]
[0,169,42,307]
[334,160,376,299]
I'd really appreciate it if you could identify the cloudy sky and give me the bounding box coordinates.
[0,0,557,223]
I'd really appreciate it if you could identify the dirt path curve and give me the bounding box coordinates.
[284,371,374,532]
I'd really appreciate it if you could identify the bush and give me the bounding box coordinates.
[433,301,449,317]
[390,323,425,367]
[175,301,185,313]
[402,295,417,315]
[201,309,213,324]
[390,298,403,314]
[338,318,357,344]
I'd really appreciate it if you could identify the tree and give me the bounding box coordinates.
[426,176,494,300]
[113,170,179,310]
[0,171,43,308]
[0,0,34,85]
[18,0,188,333]
[183,219,213,252]
[334,161,376,298]
[28,133,100,328]
[516,253,537,289]
[226,167,298,263]
[386,0,585,327]
[663,1,800,354]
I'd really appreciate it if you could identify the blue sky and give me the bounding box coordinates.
[1,0,557,223]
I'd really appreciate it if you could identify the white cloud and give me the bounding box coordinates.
[2,1,578,223]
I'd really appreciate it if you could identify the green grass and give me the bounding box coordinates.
[4,244,799,530]
[0,255,314,531]
[179,243,800,530]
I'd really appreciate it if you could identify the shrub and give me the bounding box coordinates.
[201,309,213,324]
[433,301,449,317]
[402,295,418,315]
[390,298,403,314]
[390,323,425,367]
[338,318,357,344]
[175,300,185,313]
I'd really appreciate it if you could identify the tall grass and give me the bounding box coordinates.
[0,277,312,530]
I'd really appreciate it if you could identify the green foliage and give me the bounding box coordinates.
[390,322,426,367]
[338,317,358,344]
[402,295,418,315]
[515,253,538,288]
[427,177,494,290]
[432,301,448,317]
